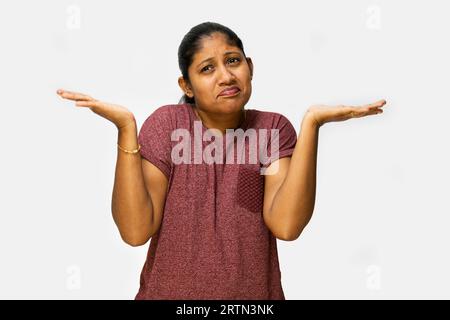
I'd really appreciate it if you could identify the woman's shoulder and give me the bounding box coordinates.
[147,103,188,117]
[140,103,192,132]
[248,108,293,129]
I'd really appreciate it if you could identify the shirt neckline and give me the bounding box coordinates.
[186,103,251,133]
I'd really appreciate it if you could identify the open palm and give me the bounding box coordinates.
[57,89,136,130]
[307,99,387,127]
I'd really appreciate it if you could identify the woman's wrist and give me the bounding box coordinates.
[117,119,139,152]
[303,109,322,129]
[117,118,137,133]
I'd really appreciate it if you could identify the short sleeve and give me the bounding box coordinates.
[138,106,173,179]
[261,114,298,169]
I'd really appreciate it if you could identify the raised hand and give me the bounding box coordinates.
[56,89,136,130]
[306,99,387,127]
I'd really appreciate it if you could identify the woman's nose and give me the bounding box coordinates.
[217,65,235,83]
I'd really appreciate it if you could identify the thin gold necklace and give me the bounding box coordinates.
[194,107,247,130]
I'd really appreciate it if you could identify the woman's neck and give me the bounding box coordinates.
[193,105,246,135]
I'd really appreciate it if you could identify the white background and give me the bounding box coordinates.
[1,0,449,299]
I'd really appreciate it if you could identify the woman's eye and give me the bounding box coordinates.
[201,58,240,73]
[201,65,212,73]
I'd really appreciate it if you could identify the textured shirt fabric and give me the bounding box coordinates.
[134,103,298,300]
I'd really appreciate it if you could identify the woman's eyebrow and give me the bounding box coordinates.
[196,51,241,68]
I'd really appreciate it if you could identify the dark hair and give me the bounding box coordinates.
[177,22,247,104]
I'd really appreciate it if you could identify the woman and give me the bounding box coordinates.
[57,22,386,300]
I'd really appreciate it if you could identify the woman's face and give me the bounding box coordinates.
[179,32,253,114]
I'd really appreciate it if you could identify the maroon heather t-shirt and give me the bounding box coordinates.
[134,103,297,300]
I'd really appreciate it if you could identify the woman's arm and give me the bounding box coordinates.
[263,113,318,241]
[264,100,386,241]
[57,89,162,246]
[112,121,155,246]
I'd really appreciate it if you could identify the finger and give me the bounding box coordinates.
[369,107,383,114]
[75,100,103,108]
[366,99,386,109]
[365,104,386,115]
[350,106,381,118]
[58,90,94,102]
[363,108,383,117]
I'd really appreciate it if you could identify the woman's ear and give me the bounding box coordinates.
[246,57,254,79]
[178,76,193,97]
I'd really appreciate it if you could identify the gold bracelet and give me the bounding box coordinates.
[117,143,141,154]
